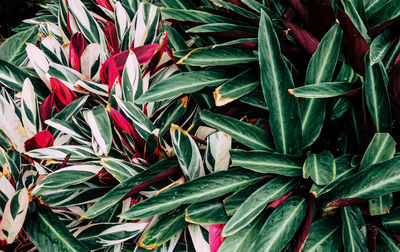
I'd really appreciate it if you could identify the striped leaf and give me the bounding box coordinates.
[82,158,179,219]
[21,78,41,137]
[161,8,236,24]
[369,193,393,216]
[300,23,343,148]
[45,119,90,145]
[364,54,391,133]
[382,207,400,233]
[178,46,257,66]
[200,110,273,151]
[289,82,360,98]
[230,150,303,176]
[74,222,147,250]
[376,227,400,251]
[26,43,50,89]
[68,0,107,50]
[26,145,97,161]
[79,44,105,82]
[205,132,231,172]
[121,50,143,103]
[302,216,342,252]
[115,2,130,43]
[136,69,233,104]
[250,196,307,252]
[185,199,228,224]
[101,158,145,182]
[0,176,15,215]
[0,188,29,244]
[40,36,68,66]
[133,3,160,47]
[26,204,90,252]
[0,25,39,66]
[341,206,368,252]
[119,169,262,220]
[258,11,302,155]
[171,124,204,180]
[223,176,297,236]
[360,133,395,170]
[223,183,263,216]
[137,207,188,249]
[303,150,336,186]
[0,147,21,183]
[33,162,103,194]
[82,105,112,156]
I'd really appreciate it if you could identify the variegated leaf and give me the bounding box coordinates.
[205,132,231,172]
[26,43,50,89]
[121,50,143,103]
[101,158,146,182]
[46,119,90,145]
[21,78,41,137]
[26,145,97,161]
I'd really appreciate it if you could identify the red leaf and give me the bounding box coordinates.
[50,77,78,111]
[103,21,120,55]
[337,8,370,76]
[144,33,169,75]
[268,190,295,208]
[96,0,113,11]
[39,93,55,122]
[209,224,226,252]
[24,130,54,152]
[281,20,319,54]
[69,33,87,72]
[294,197,314,252]
[132,44,161,64]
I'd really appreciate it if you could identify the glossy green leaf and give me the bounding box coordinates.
[376,227,400,252]
[82,158,179,219]
[366,0,400,27]
[121,50,143,103]
[341,206,368,252]
[101,158,145,182]
[258,11,302,155]
[360,133,395,170]
[290,82,360,98]
[364,54,391,133]
[230,149,302,176]
[186,23,257,36]
[382,207,400,233]
[223,176,297,236]
[119,169,262,220]
[223,183,263,216]
[303,150,336,186]
[161,8,237,24]
[26,204,90,252]
[300,23,343,148]
[369,193,393,216]
[200,110,273,151]
[250,196,307,252]
[136,69,232,104]
[302,216,342,252]
[370,29,392,64]
[26,145,97,161]
[185,199,228,224]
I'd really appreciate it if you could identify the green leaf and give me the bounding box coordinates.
[119,169,262,220]
[360,133,396,170]
[290,82,360,98]
[341,206,368,252]
[186,23,257,36]
[214,69,260,106]
[209,0,259,19]
[258,11,302,155]
[170,124,204,180]
[162,0,196,9]
[302,216,342,252]
[26,204,90,252]
[75,222,147,250]
[223,176,297,236]
[0,188,29,244]
[370,29,392,64]
[161,8,237,24]
[300,23,343,148]
[179,46,257,66]
[230,150,302,176]
[200,110,273,151]
[223,183,263,216]
[382,207,400,233]
[185,198,228,224]
[82,158,179,219]
[368,193,393,216]
[366,0,400,28]
[341,0,370,42]
[82,105,112,156]
[0,26,38,66]
[26,145,97,161]
[101,158,145,182]
[136,69,232,104]
[364,54,391,133]
[219,210,268,252]
[303,150,336,186]
[138,207,188,249]
[324,156,400,201]
[250,196,307,252]
[376,227,400,252]
[45,119,90,145]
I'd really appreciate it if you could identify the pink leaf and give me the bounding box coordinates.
[209,224,226,252]
[268,190,295,208]
[69,33,87,72]
[50,77,78,111]
[96,0,113,11]
[103,21,120,55]
[24,130,54,152]
[294,197,314,252]
[39,93,55,122]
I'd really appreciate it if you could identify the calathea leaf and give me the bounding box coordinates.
[303,150,336,186]
[249,196,307,252]
[258,11,302,155]
[341,206,368,252]
[119,169,262,220]
[0,188,29,244]
[289,82,360,98]
[204,131,231,172]
[302,216,342,252]
[185,198,228,224]
[21,78,41,138]
[382,207,400,233]
[26,204,90,252]
[376,227,400,251]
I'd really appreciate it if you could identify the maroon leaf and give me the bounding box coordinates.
[283,6,297,21]
[132,44,161,64]
[388,64,400,103]
[69,33,87,72]
[39,93,55,122]
[24,130,54,152]
[310,0,335,39]
[337,8,370,76]
[50,77,78,112]
[209,224,226,252]
[294,197,314,252]
[143,33,169,75]
[103,21,120,55]
[324,198,370,211]
[280,20,319,54]
[367,225,378,252]
[288,0,311,27]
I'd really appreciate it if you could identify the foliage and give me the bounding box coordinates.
[0,0,399,251]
